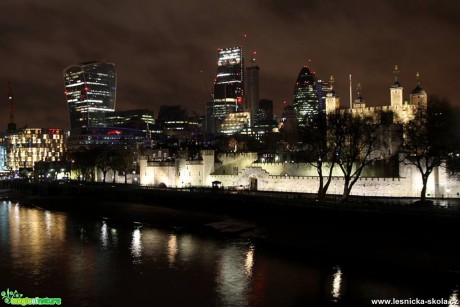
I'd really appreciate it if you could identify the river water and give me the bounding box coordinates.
[0,200,459,306]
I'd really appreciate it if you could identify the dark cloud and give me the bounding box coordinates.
[0,0,459,130]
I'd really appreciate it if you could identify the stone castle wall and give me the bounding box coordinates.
[139,151,460,198]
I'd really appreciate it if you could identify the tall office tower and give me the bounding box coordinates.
[205,101,215,134]
[315,79,333,113]
[212,47,244,132]
[63,61,117,131]
[292,66,318,127]
[245,52,259,129]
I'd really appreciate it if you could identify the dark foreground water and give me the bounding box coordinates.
[0,200,459,307]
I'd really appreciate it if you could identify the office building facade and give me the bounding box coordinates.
[211,47,244,132]
[6,128,66,171]
[63,61,117,131]
[292,66,319,127]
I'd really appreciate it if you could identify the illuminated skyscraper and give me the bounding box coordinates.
[211,47,244,132]
[292,66,318,127]
[63,61,117,131]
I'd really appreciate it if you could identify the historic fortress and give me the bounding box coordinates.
[137,150,459,198]
[135,68,459,198]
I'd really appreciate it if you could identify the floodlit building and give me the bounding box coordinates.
[137,149,459,198]
[6,128,66,172]
[219,112,251,135]
[327,66,427,125]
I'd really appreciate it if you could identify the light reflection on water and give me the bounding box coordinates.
[331,265,342,302]
[1,200,459,307]
[216,242,253,307]
[167,234,178,267]
[131,227,142,261]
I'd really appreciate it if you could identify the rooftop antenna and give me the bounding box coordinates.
[415,71,421,86]
[250,51,257,64]
[393,65,400,84]
[349,74,353,109]
[199,69,213,101]
[7,81,16,133]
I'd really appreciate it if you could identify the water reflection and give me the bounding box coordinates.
[6,201,68,285]
[131,227,142,263]
[178,234,194,263]
[245,244,254,277]
[1,201,459,307]
[167,234,178,267]
[331,265,342,302]
[44,210,51,238]
[100,221,108,247]
[110,228,118,247]
[216,243,253,307]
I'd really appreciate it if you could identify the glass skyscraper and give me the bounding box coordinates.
[292,66,319,127]
[211,47,244,132]
[63,61,117,131]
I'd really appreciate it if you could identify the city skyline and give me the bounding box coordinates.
[1,0,459,130]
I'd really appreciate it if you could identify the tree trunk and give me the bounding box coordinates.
[342,177,351,202]
[317,175,325,200]
[420,174,429,202]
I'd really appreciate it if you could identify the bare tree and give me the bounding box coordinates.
[111,139,136,184]
[94,146,114,183]
[303,113,339,200]
[69,149,97,182]
[331,111,383,202]
[400,96,459,203]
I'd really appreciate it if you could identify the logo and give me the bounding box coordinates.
[1,289,61,306]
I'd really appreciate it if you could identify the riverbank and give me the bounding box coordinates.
[4,181,460,276]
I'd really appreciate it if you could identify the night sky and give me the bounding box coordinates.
[1,0,459,130]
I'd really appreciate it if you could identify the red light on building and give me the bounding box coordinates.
[48,128,60,134]
[237,97,243,104]
[107,130,122,135]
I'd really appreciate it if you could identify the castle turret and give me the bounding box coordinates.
[410,72,427,106]
[390,65,403,107]
[353,83,366,108]
[325,75,340,113]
